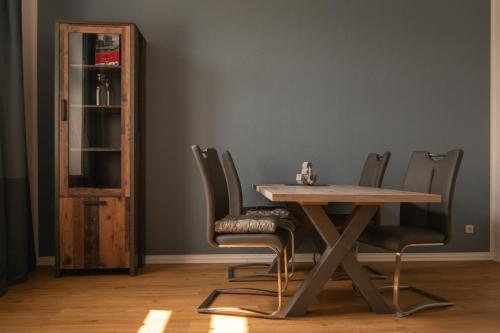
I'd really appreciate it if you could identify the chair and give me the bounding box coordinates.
[192,145,289,319]
[222,150,296,282]
[328,151,391,226]
[358,149,463,317]
[327,152,391,279]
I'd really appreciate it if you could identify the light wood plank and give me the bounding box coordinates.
[0,262,499,332]
[255,184,441,203]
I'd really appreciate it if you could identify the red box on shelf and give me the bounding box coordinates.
[95,34,120,65]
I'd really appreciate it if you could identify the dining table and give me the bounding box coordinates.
[254,184,441,317]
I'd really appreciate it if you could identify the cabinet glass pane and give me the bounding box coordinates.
[68,32,122,188]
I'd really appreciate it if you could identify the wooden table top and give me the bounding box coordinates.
[255,184,441,204]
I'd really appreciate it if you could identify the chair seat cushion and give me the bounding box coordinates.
[358,225,446,252]
[244,206,291,218]
[244,206,299,227]
[215,228,288,251]
[214,215,278,234]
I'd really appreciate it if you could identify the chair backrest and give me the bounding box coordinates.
[358,152,391,225]
[191,145,229,247]
[400,149,463,242]
[358,152,391,187]
[221,150,244,216]
[222,150,392,215]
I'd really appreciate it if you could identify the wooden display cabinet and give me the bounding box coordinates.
[54,21,145,275]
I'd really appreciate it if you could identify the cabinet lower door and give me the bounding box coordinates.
[59,197,130,269]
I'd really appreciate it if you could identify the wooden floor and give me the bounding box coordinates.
[0,261,499,332]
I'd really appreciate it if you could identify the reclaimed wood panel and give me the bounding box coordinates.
[99,197,130,268]
[83,203,100,268]
[59,197,85,269]
[58,23,69,195]
[66,25,123,34]
[122,25,131,197]
[59,197,129,269]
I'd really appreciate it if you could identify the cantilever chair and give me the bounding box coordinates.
[358,149,463,317]
[222,150,296,282]
[327,152,391,279]
[192,145,289,319]
[328,151,391,226]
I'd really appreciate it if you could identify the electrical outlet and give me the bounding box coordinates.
[465,225,474,234]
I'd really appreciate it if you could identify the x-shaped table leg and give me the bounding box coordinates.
[267,202,326,273]
[283,204,392,317]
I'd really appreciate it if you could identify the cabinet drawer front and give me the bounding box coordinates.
[59,197,130,269]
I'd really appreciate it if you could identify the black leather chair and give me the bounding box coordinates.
[358,149,463,317]
[222,150,296,282]
[192,145,289,319]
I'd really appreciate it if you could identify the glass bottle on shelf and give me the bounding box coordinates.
[96,73,110,105]
[106,78,110,106]
[96,73,102,105]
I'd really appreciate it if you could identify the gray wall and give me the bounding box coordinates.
[38,0,490,256]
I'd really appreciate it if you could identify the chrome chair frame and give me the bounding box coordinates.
[227,226,295,282]
[198,245,288,319]
[193,145,291,319]
[221,150,296,282]
[377,243,454,317]
[357,149,463,317]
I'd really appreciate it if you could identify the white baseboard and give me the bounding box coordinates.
[36,251,493,266]
[358,251,492,262]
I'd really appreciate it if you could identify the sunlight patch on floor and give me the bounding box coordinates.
[209,315,248,333]
[137,309,172,333]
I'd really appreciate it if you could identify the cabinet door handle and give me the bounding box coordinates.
[83,200,107,206]
[61,99,68,121]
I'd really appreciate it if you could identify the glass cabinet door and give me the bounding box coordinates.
[66,31,122,189]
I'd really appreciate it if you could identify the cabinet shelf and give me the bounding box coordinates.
[70,147,121,152]
[70,104,121,110]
